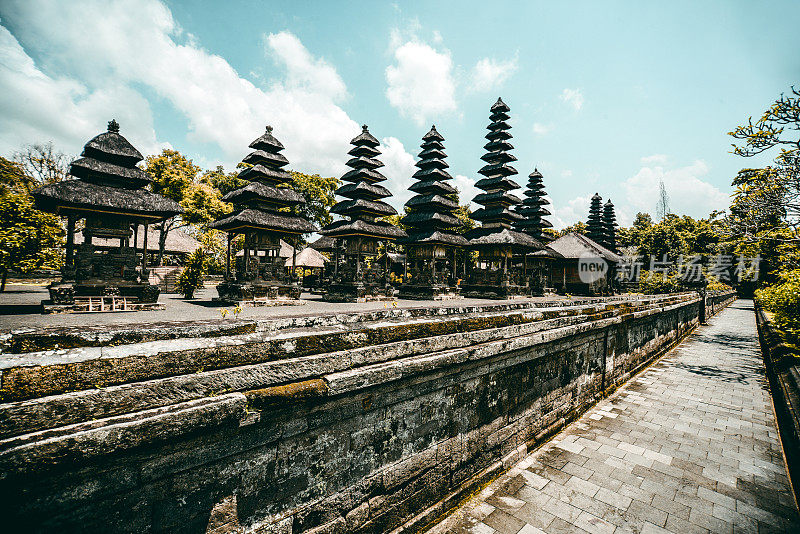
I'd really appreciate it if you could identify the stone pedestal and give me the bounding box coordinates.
[323,282,395,303]
[215,281,302,306]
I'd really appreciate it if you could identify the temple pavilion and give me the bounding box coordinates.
[320,125,406,302]
[398,125,468,299]
[513,168,560,295]
[461,98,545,299]
[209,126,317,303]
[32,119,182,311]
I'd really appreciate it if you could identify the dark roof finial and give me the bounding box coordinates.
[362,124,368,131]
[107,119,120,133]
[266,125,273,133]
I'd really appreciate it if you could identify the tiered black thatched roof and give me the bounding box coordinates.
[603,199,618,251]
[514,168,553,241]
[321,125,406,240]
[32,120,182,221]
[466,99,538,248]
[587,193,606,245]
[400,126,467,247]
[209,126,316,235]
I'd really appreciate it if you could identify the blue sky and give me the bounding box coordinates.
[1,0,798,227]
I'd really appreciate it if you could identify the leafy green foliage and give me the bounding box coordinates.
[288,171,339,230]
[201,165,247,195]
[552,221,588,238]
[637,270,683,295]
[618,212,721,260]
[0,157,64,289]
[146,150,230,225]
[176,248,209,298]
[756,269,800,340]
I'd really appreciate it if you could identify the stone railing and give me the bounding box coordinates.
[0,293,735,533]
[755,304,800,504]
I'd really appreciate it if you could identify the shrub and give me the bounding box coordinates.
[756,269,800,340]
[706,278,732,292]
[637,270,683,294]
[176,249,209,299]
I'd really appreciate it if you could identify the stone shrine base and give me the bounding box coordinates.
[460,283,529,299]
[41,299,166,314]
[322,282,396,303]
[397,284,463,301]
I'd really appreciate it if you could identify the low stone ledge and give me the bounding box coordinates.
[0,393,247,479]
[245,379,329,409]
[755,305,800,505]
[0,312,594,439]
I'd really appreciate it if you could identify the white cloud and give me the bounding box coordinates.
[622,160,729,219]
[0,0,377,179]
[470,56,518,93]
[378,136,416,211]
[453,174,479,208]
[560,88,584,111]
[385,39,457,126]
[550,194,591,230]
[561,169,573,178]
[0,24,161,157]
[640,154,668,165]
[532,122,552,136]
[432,30,443,44]
[264,31,347,101]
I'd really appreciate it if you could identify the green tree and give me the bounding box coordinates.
[288,171,339,231]
[729,86,800,230]
[201,165,247,195]
[554,221,588,237]
[145,150,231,265]
[0,157,64,290]
[453,204,476,234]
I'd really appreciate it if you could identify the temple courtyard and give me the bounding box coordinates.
[0,283,569,330]
[429,300,799,534]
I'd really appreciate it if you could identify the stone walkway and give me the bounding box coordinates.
[430,300,799,534]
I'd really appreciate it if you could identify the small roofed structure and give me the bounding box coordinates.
[32,120,182,310]
[320,125,406,302]
[548,232,622,295]
[461,98,549,299]
[209,126,317,303]
[398,125,468,300]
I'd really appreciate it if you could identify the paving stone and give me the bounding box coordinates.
[429,301,800,534]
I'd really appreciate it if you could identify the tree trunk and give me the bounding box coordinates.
[0,268,7,292]
[157,219,172,267]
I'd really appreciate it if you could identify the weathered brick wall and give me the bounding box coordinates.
[0,293,735,533]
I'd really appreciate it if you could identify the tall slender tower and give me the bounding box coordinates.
[399,125,467,299]
[320,125,406,301]
[603,199,618,251]
[210,126,317,302]
[587,193,606,245]
[514,168,553,241]
[462,98,544,298]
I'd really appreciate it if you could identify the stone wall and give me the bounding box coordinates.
[755,304,800,505]
[0,292,735,533]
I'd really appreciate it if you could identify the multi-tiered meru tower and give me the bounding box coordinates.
[514,169,553,242]
[32,120,182,311]
[210,126,316,303]
[462,98,546,299]
[320,125,406,302]
[399,126,468,299]
[514,168,559,295]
